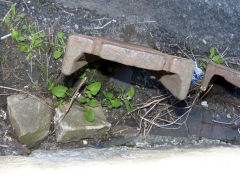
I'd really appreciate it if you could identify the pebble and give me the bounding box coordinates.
[202,39,207,44]
[82,140,88,145]
[201,101,208,108]
[227,114,231,119]
[0,109,7,120]
[74,24,79,30]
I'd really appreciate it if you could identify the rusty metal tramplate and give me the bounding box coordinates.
[201,62,240,91]
[62,34,195,100]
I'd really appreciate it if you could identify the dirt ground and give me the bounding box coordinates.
[0,0,240,156]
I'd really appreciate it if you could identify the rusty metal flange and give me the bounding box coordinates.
[201,62,240,91]
[62,34,195,100]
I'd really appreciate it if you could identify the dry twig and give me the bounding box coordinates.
[52,77,87,134]
[0,85,54,110]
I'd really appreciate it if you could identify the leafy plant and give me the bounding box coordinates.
[88,99,99,107]
[52,85,68,98]
[198,47,225,71]
[209,47,224,64]
[76,81,102,121]
[10,17,46,61]
[52,32,65,59]
[102,85,135,112]
[86,82,101,96]
[78,97,87,103]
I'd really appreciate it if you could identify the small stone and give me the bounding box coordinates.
[0,109,7,120]
[202,39,207,44]
[227,114,231,119]
[74,24,79,30]
[55,105,111,143]
[7,94,52,148]
[201,101,208,108]
[82,140,88,145]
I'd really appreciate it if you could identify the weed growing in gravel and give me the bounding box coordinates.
[198,47,224,70]
[102,85,135,112]
[2,4,65,62]
[52,32,65,59]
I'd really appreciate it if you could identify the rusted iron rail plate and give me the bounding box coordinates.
[201,62,240,91]
[62,34,195,100]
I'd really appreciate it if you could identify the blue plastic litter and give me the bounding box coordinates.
[191,59,204,84]
[43,24,48,29]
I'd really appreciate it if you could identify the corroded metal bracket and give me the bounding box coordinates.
[201,62,240,91]
[62,34,195,100]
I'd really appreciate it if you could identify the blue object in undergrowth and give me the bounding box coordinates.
[43,24,48,29]
[191,58,204,84]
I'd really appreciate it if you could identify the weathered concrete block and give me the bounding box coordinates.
[62,34,194,100]
[7,94,51,148]
[201,63,240,91]
[55,105,111,143]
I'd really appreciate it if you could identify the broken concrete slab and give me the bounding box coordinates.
[7,94,51,148]
[201,63,240,91]
[55,104,111,143]
[62,34,195,100]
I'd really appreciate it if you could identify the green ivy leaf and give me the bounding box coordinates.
[54,50,62,59]
[52,85,68,98]
[110,99,121,108]
[88,99,99,107]
[209,47,215,59]
[78,97,87,103]
[84,108,95,122]
[86,82,101,95]
[126,86,135,100]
